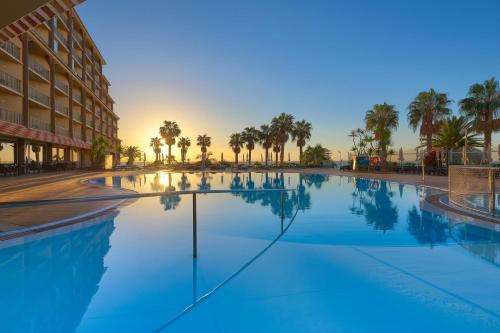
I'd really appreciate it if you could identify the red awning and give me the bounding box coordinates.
[0,0,86,42]
[0,120,90,149]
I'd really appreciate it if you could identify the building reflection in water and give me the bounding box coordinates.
[0,212,117,332]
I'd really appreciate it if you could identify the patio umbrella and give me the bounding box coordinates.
[221,152,224,162]
[415,148,419,161]
[398,147,404,162]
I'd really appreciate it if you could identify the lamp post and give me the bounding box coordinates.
[338,151,342,168]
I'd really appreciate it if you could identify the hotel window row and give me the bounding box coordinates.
[0,9,119,172]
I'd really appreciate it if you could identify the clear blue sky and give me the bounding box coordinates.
[78,0,500,160]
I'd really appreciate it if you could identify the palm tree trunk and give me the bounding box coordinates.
[235,152,238,165]
[426,132,432,154]
[168,145,172,164]
[275,151,279,167]
[248,149,252,165]
[280,143,285,166]
[485,125,492,163]
[299,145,303,165]
[264,148,269,166]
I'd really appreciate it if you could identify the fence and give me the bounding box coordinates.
[0,188,293,257]
[448,166,500,216]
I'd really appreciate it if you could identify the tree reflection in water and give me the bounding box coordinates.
[407,205,449,246]
[350,178,399,232]
[450,222,500,267]
[197,172,212,192]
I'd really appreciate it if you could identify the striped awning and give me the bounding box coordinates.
[0,120,90,149]
[0,0,86,43]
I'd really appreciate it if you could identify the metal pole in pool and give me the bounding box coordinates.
[280,190,284,232]
[489,169,495,215]
[193,193,197,258]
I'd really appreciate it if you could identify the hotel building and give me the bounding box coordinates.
[0,7,119,170]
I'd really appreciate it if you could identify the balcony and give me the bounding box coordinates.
[55,125,69,137]
[73,53,83,67]
[28,87,50,108]
[55,30,69,49]
[0,107,23,125]
[55,79,69,95]
[73,112,82,123]
[85,101,93,111]
[72,92,82,104]
[73,33,83,48]
[28,58,50,81]
[57,15,70,30]
[29,116,51,132]
[55,103,69,116]
[0,69,21,93]
[0,41,21,61]
[85,48,92,60]
[73,131,82,140]
[95,108,101,117]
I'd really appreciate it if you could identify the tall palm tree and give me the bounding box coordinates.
[459,77,500,162]
[229,133,244,164]
[159,121,181,164]
[365,103,399,171]
[432,116,483,164]
[241,126,260,165]
[149,137,163,163]
[272,139,281,167]
[196,134,211,167]
[259,124,273,166]
[177,137,191,164]
[292,120,312,165]
[123,146,142,165]
[407,89,452,153]
[271,113,295,166]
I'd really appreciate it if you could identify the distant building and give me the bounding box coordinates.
[0,8,119,170]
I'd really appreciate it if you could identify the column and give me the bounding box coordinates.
[49,59,56,133]
[22,34,29,127]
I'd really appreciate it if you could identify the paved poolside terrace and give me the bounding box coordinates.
[0,168,449,238]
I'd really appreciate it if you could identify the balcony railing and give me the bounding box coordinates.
[55,125,69,137]
[29,116,51,132]
[73,131,82,140]
[55,79,69,94]
[58,15,70,29]
[95,108,101,117]
[0,69,21,93]
[85,48,92,59]
[55,30,68,48]
[73,33,83,47]
[28,58,50,81]
[73,53,83,66]
[85,101,92,111]
[28,87,50,107]
[73,92,82,104]
[0,107,23,125]
[73,112,82,122]
[55,103,69,116]
[0,41,21,60]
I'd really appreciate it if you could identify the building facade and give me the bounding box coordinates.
[0,8,119,171]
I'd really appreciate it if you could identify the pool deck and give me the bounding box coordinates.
[0,168,448,238]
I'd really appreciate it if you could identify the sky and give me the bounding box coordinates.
[77,0,500,162]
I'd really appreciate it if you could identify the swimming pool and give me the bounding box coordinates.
[1,171,500,332]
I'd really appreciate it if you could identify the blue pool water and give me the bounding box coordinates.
[1,172,500,332]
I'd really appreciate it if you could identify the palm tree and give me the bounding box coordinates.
[177,137,191,164]
[302,144,330,167]
[196,134,211,167]
[259,124,273,166]
[432,116,483,164]
[149,137,163,163]
[31,144,41,164]
[123,146,142,165]
[229,133,244,164]
[271,113,295,166]
[272,139,281,167]
[159,121,181,164]
[459,77,500,162]
[292,120,312,165]
[241,126,260,165]
[365,103,399,171]
[407,89,452,153]
[90,137,111,168]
